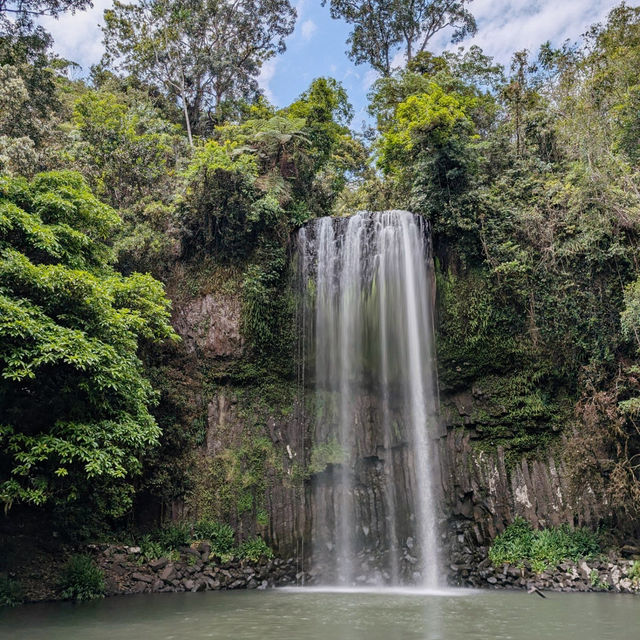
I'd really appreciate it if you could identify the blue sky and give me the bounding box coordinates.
[42,0,631,127]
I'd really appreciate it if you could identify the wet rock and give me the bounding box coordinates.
[204,577,220,590]
[160,565,177,582]
[578,561,591,579]
[192,580,207,592]
[611,568,621,588]
[149,558,168,571]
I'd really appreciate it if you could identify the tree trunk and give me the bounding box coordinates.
[182,93,194,148]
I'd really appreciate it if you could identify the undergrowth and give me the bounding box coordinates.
[136,519,272,562]
[489,517,601,573]
[59,555,105,601]
[0,575,23,606]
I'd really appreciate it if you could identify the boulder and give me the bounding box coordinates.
[149,558,168,571]
[160,565,177,582]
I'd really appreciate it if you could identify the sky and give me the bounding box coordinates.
[40,0,632,127]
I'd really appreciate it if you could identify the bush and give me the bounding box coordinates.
[0,575,23,606]
[138,534,174,561]
[192,520,235,556]
[153,522,191,550]
[59,555,105,601]
[489,517,600,573]
[488,517,534,566]
[137,520,235,559]
[237,537,273,562]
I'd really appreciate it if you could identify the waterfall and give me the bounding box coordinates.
[297,210,440,587]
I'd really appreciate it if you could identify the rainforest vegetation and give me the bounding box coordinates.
[1,0,639,562]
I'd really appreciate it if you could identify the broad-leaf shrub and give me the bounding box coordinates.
[489,517,600,573]
[59,555,105,601]
[0,171,177,515]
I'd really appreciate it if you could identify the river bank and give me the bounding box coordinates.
[449,555,640,594]
[6,543,639,604]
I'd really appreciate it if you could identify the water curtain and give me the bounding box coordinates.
[297,211,440,587]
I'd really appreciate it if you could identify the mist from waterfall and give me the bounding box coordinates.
[297,211,440,588]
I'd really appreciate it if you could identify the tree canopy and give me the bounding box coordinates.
[322,0,476,75]
[102,0,297,143]
[0,171,177,515]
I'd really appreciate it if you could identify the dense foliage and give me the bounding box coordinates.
[489,517,601,574]
[0,574,23,606]
[0,0,639,550]
[59,554,105,601]
[135,519,273,562]
[0,171,176,515]
[351,4,640,522]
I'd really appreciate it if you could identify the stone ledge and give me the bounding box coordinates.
[447,556,640,594]
[94,544,308,596]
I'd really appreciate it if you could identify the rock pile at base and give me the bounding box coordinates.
[93,543,307,595]
[448,554,640,594]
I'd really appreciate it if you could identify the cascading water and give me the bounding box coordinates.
[297,210,440,588]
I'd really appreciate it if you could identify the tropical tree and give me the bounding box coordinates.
[322,0,476,75]
[0,171,177,515]
[70,89,186,208]
[102,0,297,144]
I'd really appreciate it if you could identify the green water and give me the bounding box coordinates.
[0,587,636,640]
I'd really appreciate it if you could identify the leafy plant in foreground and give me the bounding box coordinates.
[237,537,273,562]
[192,519,235,556]
[0,171,177,516]
[489,517,600,573]
[59,555,105,601]
[0,574,23,606]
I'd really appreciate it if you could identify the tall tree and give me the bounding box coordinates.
[322,0,476,76]
[102,0,297,144]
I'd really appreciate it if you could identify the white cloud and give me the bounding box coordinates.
[362,68,378,91]
[301,19,317,41]
[39,0,113,71]
[427,0,618,66]
[258,58,278,104]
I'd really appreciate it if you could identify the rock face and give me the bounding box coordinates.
[166,292,614,579]
[437,402,608,568]
[162,236,624,583]
[172,293,243,358]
